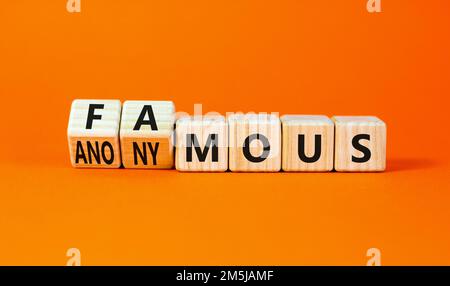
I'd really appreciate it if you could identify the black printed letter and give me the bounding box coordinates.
[134,105,158,131]
[186,134,218,162]
[86,104,104,129]
[243,134,270,163]
[75,141,87,164]
[298,134,322,163]
[352,134,371,163]
[101,141,115,165]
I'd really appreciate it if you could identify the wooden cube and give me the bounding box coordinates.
[228,114,281,172]
[120,101,175,169]
[175,115,228,172]
[333,116,386,172]
[281,115,334,172]
[67,99,122,168]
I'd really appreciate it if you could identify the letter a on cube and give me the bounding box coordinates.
[228,114,281,172]
[175,115,228,172]
[333,116,386,172]
[120,101,175,169]
[67,99,122,168]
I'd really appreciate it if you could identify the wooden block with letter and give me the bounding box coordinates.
[228,114,281,172]
[67,99,122,168]
[120,101,175,169]
[333,116,386,172]
[175,115,228,172]
[281,115,334,172]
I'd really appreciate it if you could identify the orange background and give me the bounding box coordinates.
[0,1,449,265]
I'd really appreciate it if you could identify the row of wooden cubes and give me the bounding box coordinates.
[68,100,386,172]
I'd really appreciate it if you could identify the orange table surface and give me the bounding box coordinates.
[0,1,449,265]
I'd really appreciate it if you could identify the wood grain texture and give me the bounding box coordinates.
[228,114,281,172]
[175,115,228,172]
[67,99,122,168]
[281,115,334,172]
[333,116,386,172]
[120,101,175,169]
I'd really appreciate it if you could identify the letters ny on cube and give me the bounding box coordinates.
[120,101,175,169]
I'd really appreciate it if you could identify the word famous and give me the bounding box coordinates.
[68,100,386,172]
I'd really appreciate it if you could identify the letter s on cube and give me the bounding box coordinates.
[333,116,386,172]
